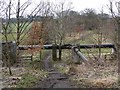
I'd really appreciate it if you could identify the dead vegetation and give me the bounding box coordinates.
[54,49,118,88]
[69,58,118,88]
[1,57,48,88]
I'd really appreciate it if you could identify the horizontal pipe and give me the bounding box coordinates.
[18,44,115,50]
[18,44,72,50]
[78,44,115,48]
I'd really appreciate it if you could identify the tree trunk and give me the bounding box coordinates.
[16,41,20,63]
[98,32,102,58]
[16,0,20,62]
[4,43,12,75]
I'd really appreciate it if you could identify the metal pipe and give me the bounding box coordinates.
[18,44,115,50]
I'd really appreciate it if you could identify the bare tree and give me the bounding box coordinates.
[2,0,49,62]
[1,0,12,75]
[14,0,46,61]
[51,1,72,60]
[0,0,52,72]
[80,8,99,30]
[109,0,120,61]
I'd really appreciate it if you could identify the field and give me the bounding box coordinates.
[1,23,31,44]
[1,21,119,88]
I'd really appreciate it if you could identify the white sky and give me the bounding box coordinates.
[70,0,109,12]
[29,0,111,13]
[3,0,120,15]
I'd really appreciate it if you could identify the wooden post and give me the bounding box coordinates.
[52,44,57,61]
[31,55,33,61]
[58,44,62,60]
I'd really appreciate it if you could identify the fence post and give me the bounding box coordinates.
[52,44,57,61]
[31,55,33,61]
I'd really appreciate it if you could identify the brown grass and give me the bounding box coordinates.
[70,59,118,88]
[90,76,118,88]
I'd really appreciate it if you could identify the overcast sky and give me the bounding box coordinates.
[70,0,109,13]
[28,0,112,13]
[3,0,120,16]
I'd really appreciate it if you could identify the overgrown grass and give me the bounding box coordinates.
[16,68,48,88]
[20,50,52,69]
[16,73,38,88]
[15,55,48,88]
[12,49,50,88]
[26,60,44,70]
[34,50,52,61]
[53,61,69,74]
[53,50,72,74]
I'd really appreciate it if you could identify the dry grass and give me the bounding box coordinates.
[90,76,118,88]
[2,59,48,88]
[69,59,118,88]
[60,45,118,88]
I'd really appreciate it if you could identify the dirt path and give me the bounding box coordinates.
[33,54,77,88]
